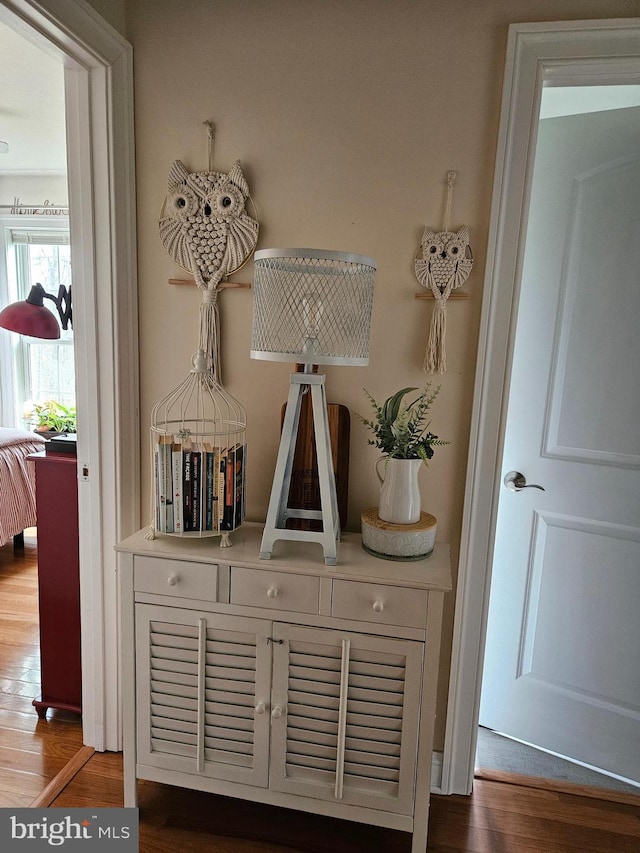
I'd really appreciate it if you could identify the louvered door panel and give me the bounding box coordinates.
[136,604,272,787]
[269,623,423,814]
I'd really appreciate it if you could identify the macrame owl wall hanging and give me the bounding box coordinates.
[414,171,473,373]
[158,121,259,378]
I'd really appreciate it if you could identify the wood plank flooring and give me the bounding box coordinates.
[0,535,83,807]
[45,749,640,852]
[2,536,640,850]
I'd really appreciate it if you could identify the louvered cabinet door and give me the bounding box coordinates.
[135,604,273,787]
[268,623,423,815]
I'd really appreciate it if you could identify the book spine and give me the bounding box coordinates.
[212,447,219,531]
[242,444,247,522]
[154,446,161,530]
[191,447,202,531]
[172,444,183,533]
[182,448,193,531]
[205,447,214,531]
[218,452,226,531]
[222,447,234,531]
[234,443,245,528]
[164,438,174,533]
[155,435,174,533]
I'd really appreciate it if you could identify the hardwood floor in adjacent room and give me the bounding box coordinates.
[0,534,83,807]
[1,537,639,851]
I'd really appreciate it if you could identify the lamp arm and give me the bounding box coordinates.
[35,283,72,330]
[56,284,72,330]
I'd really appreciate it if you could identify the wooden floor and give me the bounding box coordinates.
[0,534,84,807]
[2,537,640,850]
[42,749,640,852]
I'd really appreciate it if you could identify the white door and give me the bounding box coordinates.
[479,98,640,783]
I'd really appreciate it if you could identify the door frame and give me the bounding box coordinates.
[0,0,139,750]
[441,18,640,796]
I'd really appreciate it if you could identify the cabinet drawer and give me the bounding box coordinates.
[134,555,218,601]
[230,566,319,614]
[331,580,428,629]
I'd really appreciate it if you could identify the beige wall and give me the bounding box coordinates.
[124,0,639,749]
[85,0,126,36]
[0,175,68,208]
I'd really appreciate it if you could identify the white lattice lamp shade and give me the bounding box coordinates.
[250,248,376,366]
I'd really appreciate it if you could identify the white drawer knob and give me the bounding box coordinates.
[266,585,279,599]
[167,574,179,586]
[255,702,266,715]
[271,705,284,719]
[372,599,384,613]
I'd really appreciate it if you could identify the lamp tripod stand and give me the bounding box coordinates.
[261,368,340,565]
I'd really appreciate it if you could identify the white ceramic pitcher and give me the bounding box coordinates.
[375,456,422,524]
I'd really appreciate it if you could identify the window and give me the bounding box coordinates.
[5,227,75,428]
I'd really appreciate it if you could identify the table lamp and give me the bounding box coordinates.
[251,247,376,565]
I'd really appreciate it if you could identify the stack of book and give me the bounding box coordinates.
[154,436,246,535]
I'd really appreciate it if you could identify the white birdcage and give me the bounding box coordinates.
[147,350,247,544]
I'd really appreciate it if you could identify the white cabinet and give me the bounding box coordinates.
[117,524,451,852]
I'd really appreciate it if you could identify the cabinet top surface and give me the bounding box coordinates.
[116,524,452,591]
[27,450,77,463]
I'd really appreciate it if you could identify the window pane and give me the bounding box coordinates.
[12,237,75,423]
[27,341,75,408]
[28,243,71,290]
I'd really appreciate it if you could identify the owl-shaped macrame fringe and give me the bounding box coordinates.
[415,226,473,373]
[158,158,259,376]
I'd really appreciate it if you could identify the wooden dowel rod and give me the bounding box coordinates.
[415,291,469,300]
[169,278,251,288]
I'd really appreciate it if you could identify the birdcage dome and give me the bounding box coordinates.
[147,351,247,543]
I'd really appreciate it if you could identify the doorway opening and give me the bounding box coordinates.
[475,82,640,796]
[0,21,80,743]
[442,21,640,800]
[0,22,72,431]
[0,0,139,753]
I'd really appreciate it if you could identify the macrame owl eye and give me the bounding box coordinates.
[446,235,468,260]
[212,184,244,216]
[168,184,198,217]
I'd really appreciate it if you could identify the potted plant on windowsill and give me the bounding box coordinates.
[26,400,77,439]
[359,385,448,524]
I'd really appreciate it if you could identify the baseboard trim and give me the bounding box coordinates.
[30,745,95,807]
[431,750,444,793]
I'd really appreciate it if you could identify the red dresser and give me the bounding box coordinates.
[28,450,82,717]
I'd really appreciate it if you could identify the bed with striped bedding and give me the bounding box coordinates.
[0,428,47,546]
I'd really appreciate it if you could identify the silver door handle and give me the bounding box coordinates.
[504,470,545,492]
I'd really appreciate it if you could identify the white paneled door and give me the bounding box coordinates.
[479,100,640,783]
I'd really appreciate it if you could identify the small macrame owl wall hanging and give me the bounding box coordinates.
[158,121,259,378]
[415,171,473,373]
